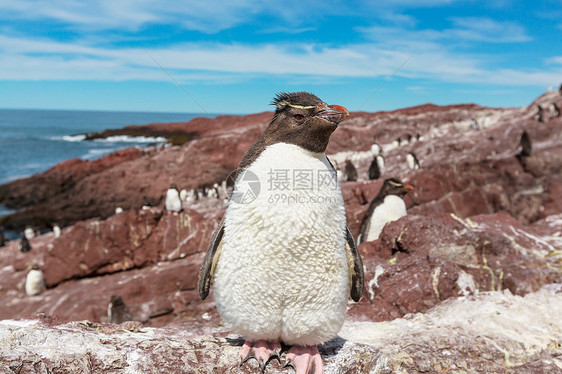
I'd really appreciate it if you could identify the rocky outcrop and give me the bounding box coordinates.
[2,92,560,233]
[1,284,560,373]
[349,211,562,321]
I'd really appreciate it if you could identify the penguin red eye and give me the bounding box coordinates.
[294,114,304,121]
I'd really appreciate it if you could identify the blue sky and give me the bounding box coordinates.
[0,1,561,114]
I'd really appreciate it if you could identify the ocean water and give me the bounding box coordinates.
[0,109,208,185]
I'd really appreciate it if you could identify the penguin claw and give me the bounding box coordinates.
[238,340,282,372]
[282,360,295,369]
[285,345,323,374]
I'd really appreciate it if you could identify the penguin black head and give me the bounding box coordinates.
[169,183,179,191]
[110,295,125,306]
[265,91,349,153]
[379,178,414,198]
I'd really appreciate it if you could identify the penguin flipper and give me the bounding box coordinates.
[345,226,364,302]
[198,217,225,300]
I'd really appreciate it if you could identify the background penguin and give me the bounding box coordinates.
[535,105,544,122]
[179,188,188,202]
[357,178,414,244]
[107,295,133,324]
[208,186,218,199]
[53,224,61,238]
[165,183,182,212]
[198,91,364,374]
[0,228,5,247]
[25,264,45,296]
[185,189,197,203]
[19,233,31,253]
[345,159,358,181]
[516,131,532,159]
[115,206,124,214]
[406,152,420,170]
[471,119,479,130]
[550,103,560,118]
[24,226,35,240]
[368,156,381,180]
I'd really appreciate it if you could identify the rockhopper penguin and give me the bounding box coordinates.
[108,295,133,324]
[198,92,364,374]
[368,156,381,180]
[357,178,413,244]
[165,183,182,212]
[344,159,358,182]
[19,233,31,253]
[25,264,45,296]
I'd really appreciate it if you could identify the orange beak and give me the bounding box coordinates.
[316,104,350,124]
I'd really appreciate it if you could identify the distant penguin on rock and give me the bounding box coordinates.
[115,207,124,214]
[535,105,544,122]
[345,159,358,182]
[208,186,218,199]
[368,156,381,180]
[471,119,479,130]
[516,131,532,160]
[179,189,188,202]
[406,152,420,170]
[165,184,182,212]
[213,183,220,199]
[19,233,31,253]
[107,295,133,324]
[0,228,5,247]
[357,178,413,244]
[53,224,61,238]
[24,227,35,240]
[550,103,560,118]
[25,264,45,296]
[185,189,197,203]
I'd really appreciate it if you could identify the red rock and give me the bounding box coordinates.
[0,91,561,330]
[348,211,562,321]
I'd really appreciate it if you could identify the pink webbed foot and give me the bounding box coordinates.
[284,345,323,374]
[239,340,282,372]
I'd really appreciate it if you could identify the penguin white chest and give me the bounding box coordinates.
[213,143,349,346]
[366,195,407,242]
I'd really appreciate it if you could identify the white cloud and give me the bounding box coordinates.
[359,17,531,45]
[449,17,531,43]
[546,56,562,65]
[0,0,350,34]
[0,21,559,87]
